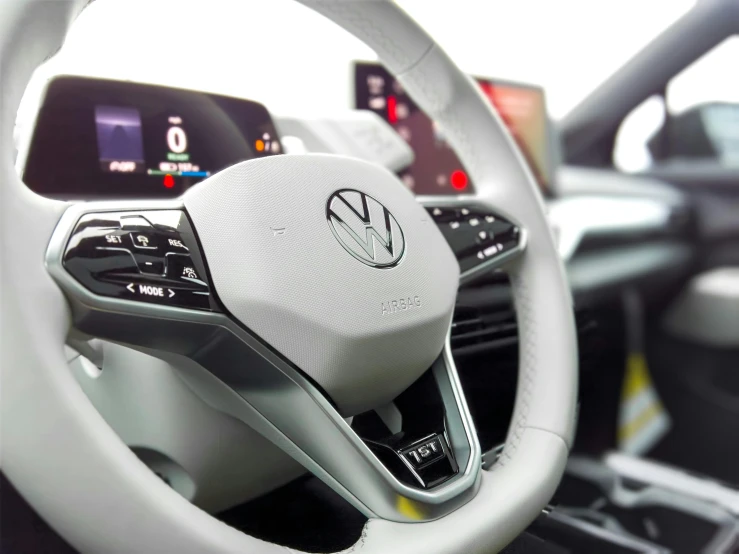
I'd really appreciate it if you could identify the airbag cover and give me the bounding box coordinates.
[184,155,458,415]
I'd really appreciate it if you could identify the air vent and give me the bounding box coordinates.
[451,286,598,358]
[451,285,600,452]
[451,302,517,356]
[575,308,603,373]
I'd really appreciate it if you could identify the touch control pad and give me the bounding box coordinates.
[63,210,216,310]
[427,205,521,274]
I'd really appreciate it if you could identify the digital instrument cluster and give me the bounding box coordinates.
[354,62,553,196]
[22,77,282,198]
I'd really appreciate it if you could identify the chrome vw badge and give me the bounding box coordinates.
[326,189,405,268]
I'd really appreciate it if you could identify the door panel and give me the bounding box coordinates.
[641,165,739,485]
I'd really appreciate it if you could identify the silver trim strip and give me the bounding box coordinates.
[566,456,739,552]
[46,200,482,523]
[605,452,739,516]
[545,511,668,553]
[546,195,671,260]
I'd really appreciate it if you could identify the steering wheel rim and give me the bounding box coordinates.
[0,1,578,552]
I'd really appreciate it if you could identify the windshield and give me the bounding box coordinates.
[24,0,694,121]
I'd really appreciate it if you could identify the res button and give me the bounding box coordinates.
[164,236,189,254]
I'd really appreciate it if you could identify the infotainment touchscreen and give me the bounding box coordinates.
[23,77,282,198]
[354,61,553,196]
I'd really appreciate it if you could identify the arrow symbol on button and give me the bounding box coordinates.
[168,289,175,298]
[127,283,135,293]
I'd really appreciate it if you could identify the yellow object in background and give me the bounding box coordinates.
[617,352,671,455]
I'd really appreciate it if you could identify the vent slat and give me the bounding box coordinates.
[451,299,517,352]
[451,291,597,356]
[451,323,518,342]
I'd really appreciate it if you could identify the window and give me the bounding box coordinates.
[615,36,739,172]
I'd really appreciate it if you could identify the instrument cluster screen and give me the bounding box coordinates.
[354,62,552,196]
[23,77,282,198]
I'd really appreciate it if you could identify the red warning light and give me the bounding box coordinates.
[163,174,175,189]
[387,95,398,123]
[450,170,468,190]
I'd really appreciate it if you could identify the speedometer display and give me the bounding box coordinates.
[23,77,282,199]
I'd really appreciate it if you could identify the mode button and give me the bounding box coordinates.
[126,283,175,299]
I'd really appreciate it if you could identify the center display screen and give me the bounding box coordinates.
[354,62,552,196]
[23,77,282,198]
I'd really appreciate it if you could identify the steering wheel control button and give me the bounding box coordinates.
[120,280,210,309]
[129,283,169,298]
[133,252,165,275]
[62,210,216,311]
[164,237,189,254]
[426,204,522,276]
[120,215,154,229]
[129,231,159,251]
[103,233,124,245]
[64,247,139,289]
[166,254,205,285]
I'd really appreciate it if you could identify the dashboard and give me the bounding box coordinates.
[19,74,690,270]
[23,71,552,203]
[21,77,282,199]
[354,61,553,196]
[18,74,691,282]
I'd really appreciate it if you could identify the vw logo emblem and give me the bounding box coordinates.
[326,189,405,268]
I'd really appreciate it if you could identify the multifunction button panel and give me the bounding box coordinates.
[427,205,521,274]
[62,210,216,310]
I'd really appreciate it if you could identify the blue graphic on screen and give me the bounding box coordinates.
[95,105,144,172]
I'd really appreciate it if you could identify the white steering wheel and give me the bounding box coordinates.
[0,1,578,552]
